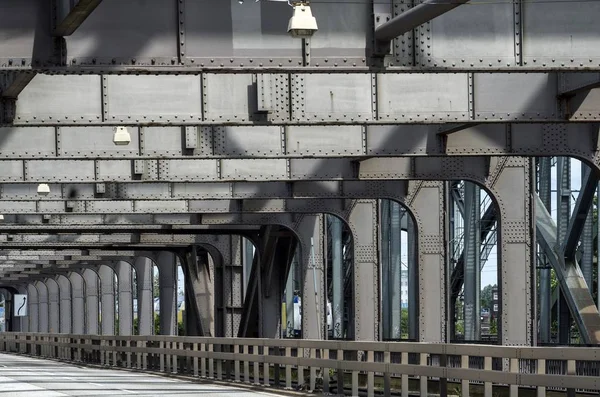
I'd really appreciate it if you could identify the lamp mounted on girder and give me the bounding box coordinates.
[113,126,131,146]
[37,183,50,196]
[238,0,318,38]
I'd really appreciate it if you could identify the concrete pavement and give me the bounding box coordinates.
[0,353,283,396]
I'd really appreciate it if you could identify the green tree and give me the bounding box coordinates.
[480,284,497,311]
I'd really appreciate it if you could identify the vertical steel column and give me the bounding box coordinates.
[297,214,325,340]
[381,200,391,339]
[598,182,600,309]
[556,157,571,344]
[70,272,85,335]
[56,276,72,334]
[37,281,49,333]
[157,251,177,335]
[47,279,60,334]
[331,215,345,339]
[228,235,245,338]
[463,181,481,341]
[99,264,115,335]
[494,157,535,346]
[243,238,254,296]
[390,202,403,339]
[580,163,594,292]
[285,256,296,337]
[538,157,552,343]
[407,214,418,340]
[134,257,154,335]
[409,182,446,342]
[27,284,39,333]
[116,261,133,336]
[82,269,99,335]
[349,201,379,341]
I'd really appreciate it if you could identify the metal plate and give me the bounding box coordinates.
[140,127,183,156]
[106,75,202,122]
[366,125,437,155]
[203,73,254,122]
[0,127,55,158]
[292,74,374,121]
[0,0,53,65]
[214,126,282,156]
[286,126,363,155]
[159,159,218,181]
[26,160,95,182]
[221,159,287,180]
[59,126,140,157]
[0,160,24,181]
[377,73,469,121]
[15,75,102,123]
[523,0,600,65]
[64,0,178,65]
[96,160,133,182]
[172,183,232,199]
[426,2,515,67]
[474,73,557,120]
[309,0,372,64]
[185,0,301,65]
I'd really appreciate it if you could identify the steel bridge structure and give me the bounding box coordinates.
[0,0,600,395]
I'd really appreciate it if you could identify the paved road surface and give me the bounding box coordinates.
[0,353,281,396]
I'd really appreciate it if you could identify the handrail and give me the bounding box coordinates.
[1,332,599,395]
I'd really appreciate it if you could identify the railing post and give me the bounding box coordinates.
[419,353,428,397]
[234,344,241,382]
[536,359,545,397]
[367,350,375,397]
[310,348,316,392]
[262,345,269,387]
[509,358,519,397]
[566,359,576,397]
[323,348,329,394]
[384,350,391,397]
[253,345,260,385]
[286,347,292,390]
[337,349,344,395]
[298,346,305,389]
[172,341,178,374]
[243,344,250,383]
[484,356,492,397]
[201,343,206,378]
[461,355,470,397]
[159,340,164,372]
[193,343,199,377]
[209,343,215,379]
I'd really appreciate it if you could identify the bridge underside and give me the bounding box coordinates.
[0,0,599,395]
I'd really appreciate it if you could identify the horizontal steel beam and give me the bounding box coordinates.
[0,123,597,163]
[4,72,579,126]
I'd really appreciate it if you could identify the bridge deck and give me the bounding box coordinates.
[0,353,279,397]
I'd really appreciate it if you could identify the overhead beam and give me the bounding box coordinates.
[535,194,600,344]
[1,72,37,100]
[53,0,103,36]
[563,166,598,259]
[374,0,470,54]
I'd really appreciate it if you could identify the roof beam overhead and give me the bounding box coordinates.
[0,72,37,100]
[53,0,103,36]
[374,0,470,55]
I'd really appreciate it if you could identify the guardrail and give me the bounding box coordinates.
[0,332,598,396]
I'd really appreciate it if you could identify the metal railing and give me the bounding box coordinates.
[0,332,599,396]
